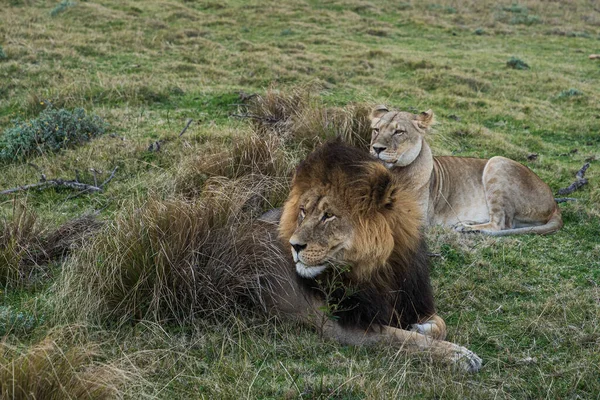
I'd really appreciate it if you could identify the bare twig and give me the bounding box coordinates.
[178,118,194,137]
[576,163,589,180]
[555,197,578,203]
[557,162,590,195]
[100,166,118,187]
[0,180,102,196]
[90,168,98,187]
[0,167,118,197]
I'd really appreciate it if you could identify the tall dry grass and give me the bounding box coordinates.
[174,132,294,203]
[53,177,289,327]
[245,86,373,147]
[0,205,44,287]
[0,338,121,400]
[0,204,102,288]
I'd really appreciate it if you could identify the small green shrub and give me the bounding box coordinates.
[50,0,76,17]
[502,4,528,14]
[557,88,583,99]
[567,31,591,38]
[506,57,530,70]
[0,306,40,336]
[0,46,7,61]
[510,14,540,25]
[0,106,107,162]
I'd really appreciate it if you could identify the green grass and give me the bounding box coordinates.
[1,0,599,398]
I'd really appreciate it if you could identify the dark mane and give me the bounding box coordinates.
[297,238,435,330]
[284,141,435,329]
[293,140,381,189]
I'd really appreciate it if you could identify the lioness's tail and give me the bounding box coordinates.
[484,207,563,237]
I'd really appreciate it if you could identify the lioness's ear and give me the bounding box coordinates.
[415,109,434,129]
[370,105,389,121]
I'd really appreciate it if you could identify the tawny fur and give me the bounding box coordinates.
[369,106,562,236]
[267,141,481,372]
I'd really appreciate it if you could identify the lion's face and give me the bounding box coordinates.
[369,106,434,167]
[279,142,422,282]
[288,187,354,278]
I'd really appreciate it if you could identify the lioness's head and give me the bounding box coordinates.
[369,105,434,167]
[279,142,421,282]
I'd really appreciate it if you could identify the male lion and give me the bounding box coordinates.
[261,141,481,372]
[369,106,563,235]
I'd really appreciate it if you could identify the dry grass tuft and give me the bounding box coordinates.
[54,179,289,326]
[246,86,372,147]
[0,338,120,400]
[174,132,294,201]
[0,206,102,287]
[39,214,104,264]
[0,205,45,287]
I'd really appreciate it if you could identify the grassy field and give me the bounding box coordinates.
[1,0,599,398]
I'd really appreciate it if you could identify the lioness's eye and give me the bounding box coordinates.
[321,212,335,222]
[393,129,406,136]
[372,128,379,136]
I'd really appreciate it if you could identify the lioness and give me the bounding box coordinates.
[261,141,481,372]
[369,106,563,236]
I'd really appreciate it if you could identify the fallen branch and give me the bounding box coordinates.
[0,167,118,196]
[554,197,578,203]
[100,166,118,187]
[178,118,194,137]
[557,163,590,195]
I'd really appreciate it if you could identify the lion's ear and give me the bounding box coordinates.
[369,168,397,212]
[415,109,434,129]
[370,105,389,121]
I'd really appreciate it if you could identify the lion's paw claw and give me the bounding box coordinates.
[452,347,482,373]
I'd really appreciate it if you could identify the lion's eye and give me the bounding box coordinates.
[372,128,379,136]
[393,129,406,136]
[321,212,335,222]
[299,207,306,222]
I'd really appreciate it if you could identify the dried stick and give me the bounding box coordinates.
[0,167,118,196]
[178,118,194,137]
[554,197,578,203]
[0,180,102,196]
[557,163,590,195]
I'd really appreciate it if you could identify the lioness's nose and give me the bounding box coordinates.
[291,242,307,253]
[373,145,386,155]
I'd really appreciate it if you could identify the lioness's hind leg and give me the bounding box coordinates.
[456,157,517,233]
[411,314,447,340]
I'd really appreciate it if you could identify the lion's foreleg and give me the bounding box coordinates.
[381,325,481,373]
[313,316,481,373]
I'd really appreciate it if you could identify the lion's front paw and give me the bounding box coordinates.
[453,223,480,234]
[451,346,482,373]
[410,321,434,336]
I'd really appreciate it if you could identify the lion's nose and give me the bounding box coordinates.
[291,243,307,253]
[373,145,386,155]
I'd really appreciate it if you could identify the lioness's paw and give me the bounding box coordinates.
[451,347,482,373]
[453,224,480,234]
